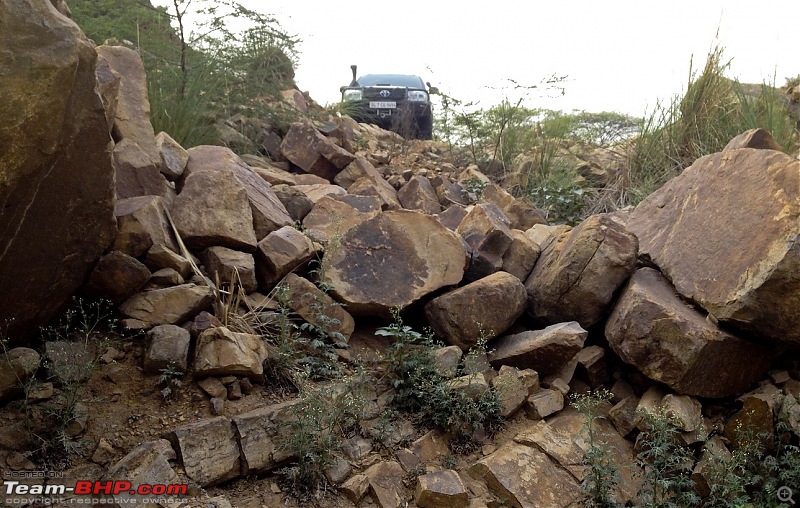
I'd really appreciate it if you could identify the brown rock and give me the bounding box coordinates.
[0,2,116,340]
[119,284,214,326]
[171,169,258,252]
[627,147,800,345]
[502,230,541,282]
[112,138,171,201]
[364,461,405,508]
[114,196,178,257]
[526,213,638,328]
[281,121,355,180]
[416,470,469,508]
[96,45,160,170]
[526,389,564,419]
[185,145,292,239]
[469,442,583,508]
[201,246,257,293]
[144,245,192,279]
[272,184,313,222]
[425,271,527,351]
[398,175,442,215]
[322,210,467,316]
[155,131,188,181]
[605,268,773,398]
[503,198,547,230]
[725,396,774,451]
[334,157,401,209]
[0,348,40,402]
[514,413,643,504]
[169,417,240,486]
[282,273,355,340]
[294,183,347,204]
[232,400,299,474]
[144,324,191,374]
[438,205,469,231]
[84,251,151,304]
[103,440,179,505]
[193,327,269,380]
[255,226,317,288]
[301,196,378,245]
[723,128,785,152]
[491,366,530,418]
[489,322,587,376]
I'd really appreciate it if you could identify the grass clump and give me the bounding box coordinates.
[625,45,798,205]
[378,309,503,452]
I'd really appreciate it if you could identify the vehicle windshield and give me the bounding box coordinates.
[357,74,425,89]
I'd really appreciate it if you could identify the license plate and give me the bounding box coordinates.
[369,101,396,109]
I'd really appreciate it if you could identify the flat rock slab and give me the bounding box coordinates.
[101,440,179,506]
[283,273,355,340]
[232,400,299,475]
[525,213,638,328]
[489,322,587,377]
[322,210,467,316]
[119,284,214,326]
[628,147,800,345]
[469,442,583,508]
[169,416,240,487]
[425,271,527,351]
[605,268,773,398]
[416,469,468,508]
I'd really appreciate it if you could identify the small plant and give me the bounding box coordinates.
[157,364,184,403]
[461,177,489,203]
[277,373,367,500]
[378,309,503,452]
[571,389,620,508]
[635,407,701,508]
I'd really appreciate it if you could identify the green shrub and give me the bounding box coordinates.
[635,407,701,508]
[277,373,367,499]
[378,309,503,451]
[571,390,620,508]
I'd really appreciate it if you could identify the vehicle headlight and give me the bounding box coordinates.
[342,89,362,101]
[407,90,428,102]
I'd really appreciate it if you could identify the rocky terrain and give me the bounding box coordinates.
[3,2,800,508]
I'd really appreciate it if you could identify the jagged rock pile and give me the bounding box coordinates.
[3,2,800,508]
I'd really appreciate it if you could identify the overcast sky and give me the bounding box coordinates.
[156,1,800,118]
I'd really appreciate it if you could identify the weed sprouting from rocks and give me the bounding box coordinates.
[571,389,620,508]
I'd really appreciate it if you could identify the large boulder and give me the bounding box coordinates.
[322,211,467,316]
[170,169,258,252]
[627,147,800,345]
[0,1,116,339]
[96,45,170,201]
[525,214,638,328]
[185,146,292,239]
[425,271,527,351]
[605,268,773,398]
[489,322,587,377]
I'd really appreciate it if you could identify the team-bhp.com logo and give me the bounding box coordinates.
[3,478,189,505]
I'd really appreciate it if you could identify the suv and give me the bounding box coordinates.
[340,65,436,140]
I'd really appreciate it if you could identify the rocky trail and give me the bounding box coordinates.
[3,2,800,508]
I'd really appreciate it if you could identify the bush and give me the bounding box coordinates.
[378,309,503,451]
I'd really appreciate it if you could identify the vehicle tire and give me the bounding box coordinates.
[416,114,433,140]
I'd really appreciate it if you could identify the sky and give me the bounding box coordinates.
[155,0,800,118]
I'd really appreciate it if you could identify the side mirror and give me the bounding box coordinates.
[427,83,439,95]
[340,86,347,93]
